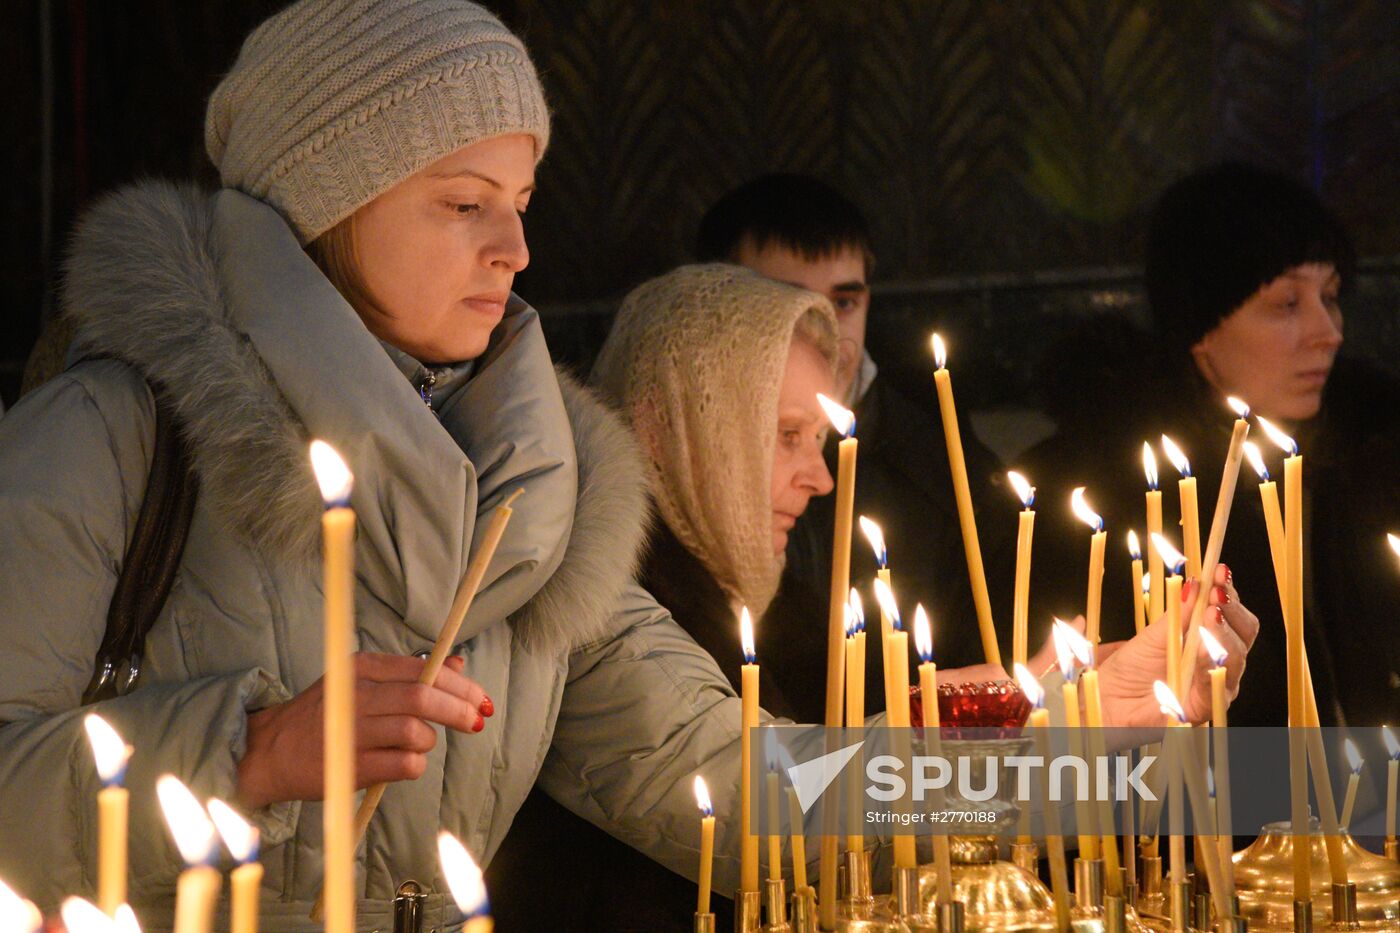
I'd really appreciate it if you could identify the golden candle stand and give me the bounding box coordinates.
[1226,819,1400,931]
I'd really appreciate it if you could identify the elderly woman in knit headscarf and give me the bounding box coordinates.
[591,263,841,718]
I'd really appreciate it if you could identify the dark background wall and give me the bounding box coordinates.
[5,0,1399,427]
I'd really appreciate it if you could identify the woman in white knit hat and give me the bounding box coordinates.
[0,0,773,925]
[0,0,1260,927]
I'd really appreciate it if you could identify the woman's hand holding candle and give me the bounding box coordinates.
[237,652,491,809]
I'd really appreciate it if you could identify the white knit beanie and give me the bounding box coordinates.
[205,0,550,244]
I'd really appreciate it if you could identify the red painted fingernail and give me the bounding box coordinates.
[473,714,484,733]
[480,696,494,718]
[1181,581,1193,603]
[1219,563,1231,582]
[1212,586,1227,605]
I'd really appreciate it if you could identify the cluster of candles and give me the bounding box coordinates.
[695,334,1400,930]
[0,440,503,932]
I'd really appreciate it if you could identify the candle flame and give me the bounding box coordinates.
[0,879,41,933]
[1207,767,1216,797]
[1007,471,1035,508]
[848,588,865,634]
[815,393,856,438]
[61,898,112,933]
[1254,416,1298,456]
[1154,681,1187,722]
[843,602,857,638]
[1142,442,1159,489]
[1344,739,1363,774]
[155,774,217,866]
[694,775,713,816]
[1198,627,1228,667]
[872,576,901,631]
[309,439,353,505]
[858,516,887,568]
[1243,441,1270,482]
[1070,487,1103,532]
[1056,618,1094,669]
[1387,532,1400,561]
[1149,532,1187,576]
[1160,435,1191,477]
[913,604,933,663]
[113,906,140,933]
[1013,663,1045,709]
[437,831,489,917]
[1226,396,1251,419]
[1126,530,1141,561]
[1142,571,1151,595]
[84,713,132,786]
[739,606,755,664]
[764,727,780,772]
[1384,725,1399,760]
[930,333,947,370]
[207,798,259,864]
[1050,618,1087,680]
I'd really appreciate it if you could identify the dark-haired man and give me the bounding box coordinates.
[698,174,1014,718]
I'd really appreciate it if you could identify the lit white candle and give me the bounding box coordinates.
[1143,444,1164,622]
[1127,531,1146,634]
[1198,627,1235,897]
[694,776,715,916]
[1160,435,1200,579]
[1340,740,1363,831]
[1384,726,1399,847]
[156,775,221,933]
[438,831,492,933]
[1051,619,1098,860]
[914,606,953,905]
[1015,665,1069,933]
[208,799,261,933]
[1071,488,1106,645]
[1008,471,1036,668]
[871,578,917,870]
[84,714,132,916]
[739,606,760,893]
[309,439,356,933]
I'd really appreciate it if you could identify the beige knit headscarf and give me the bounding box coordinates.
[592,264,840,619]
[205,0,550,244]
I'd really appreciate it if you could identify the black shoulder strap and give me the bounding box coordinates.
[82,381,199,705]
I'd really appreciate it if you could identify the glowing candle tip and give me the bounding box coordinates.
[207,797,259,864]
[1142,442,1159,489]
[1198,627,1228,668]
[1007,471,1035,508]
[913,604,933,663]
[1161,435,1191,477]
[1255,416,1298,457]
[847,587,865,634]
[739,607,756,664]
[1243,441,1270,482]
[1383,725,1399,760]
[437,832,489,917]
[1227,396,1250,418]
[1013,662,1044,709]
[858,516,887,567]
[309,439,353,506]
[1344,739,1362,775]
[1149,532,1187,576]
[1154,681,1187,722]
[1126,529,1141,560]
[694,775,713,817]
[930,333,947,370]
[872,576,902,631]
[815,393,856,438]
[155,774,217,866]
[83,713,132,786]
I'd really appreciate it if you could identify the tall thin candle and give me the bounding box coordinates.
[1340,741,1363,831]
[84,714,131,916]
[859,517,896,715]
[931,335,1001,665]
[1016,665,1070,933]
[1384,726,1399,849]
[873,578,917,869]
[1143,444,1165,621]
[694,777,715,916]
[1161,436,1201,579]
[1150,534,1187,698]
[310,440,356,933]
[1127,533,1146,634]
[1059,622,1120,891]
[817,394,856,929]
[1071,488,1106,645]
[208,799,261,933]
[1198,628,1235,899]
[156,776,221,933]
[1007,472,1036,667]
[1051,620,1098,860]
[844,599,865,856]
[914,606,954,905]
[739,607,760,893]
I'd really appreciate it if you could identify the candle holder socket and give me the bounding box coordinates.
[1105,894,1127,933]
[735,889,763,933]
[1215,917,1248,933]
[764,876,790,931]
[842,850,876,918]
[935,900,965,933]
[1386,840,1399,863]
[893,865,921,919]
[1076,858,1106,909]
[1292,899,1313,933]
[391,879,427,933]
[693,912,716,933]
[1327,881,1358,931]
[1170,881,1192,933]
[1011,842,1040,876]
[789,886,817,933]
[1192,892,1211,931]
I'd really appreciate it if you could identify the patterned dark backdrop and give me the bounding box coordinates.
[4,0,1399,422]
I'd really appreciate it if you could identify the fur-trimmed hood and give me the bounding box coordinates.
[59,180,650,650]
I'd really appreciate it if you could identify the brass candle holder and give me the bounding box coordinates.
[765,876,791,931]
[693,912,716,933]
[790,886,817,933]
[1231,819,1400,930]
[843,849,877,919]
[736,889,763,933]
[1011,843,1041,876]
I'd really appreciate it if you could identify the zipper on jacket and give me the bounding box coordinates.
[417,370,437,413]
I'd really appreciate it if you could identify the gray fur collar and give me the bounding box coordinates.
[60,180,650,651]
